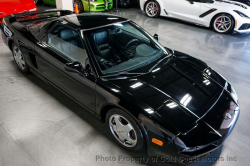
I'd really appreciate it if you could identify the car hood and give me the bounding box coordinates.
[230,0,250,6]
[213,0,249,10]
[0,0,36,16]
[108,53,231,134]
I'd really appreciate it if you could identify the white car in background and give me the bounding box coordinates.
[140,0,250,34]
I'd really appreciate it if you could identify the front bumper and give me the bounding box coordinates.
[140,0,147,11]
[140,104,240,164]
[84,0,113,12]
[234,16,250,34]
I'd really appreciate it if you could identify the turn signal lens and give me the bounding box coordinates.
[152,138,163,146]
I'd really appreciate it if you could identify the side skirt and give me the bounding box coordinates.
[162,9,210,28]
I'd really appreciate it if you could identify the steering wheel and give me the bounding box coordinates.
[124,39,139,49]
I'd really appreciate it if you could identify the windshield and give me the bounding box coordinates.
[84,21,169,75]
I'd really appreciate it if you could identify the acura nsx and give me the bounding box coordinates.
[1,10,240,164]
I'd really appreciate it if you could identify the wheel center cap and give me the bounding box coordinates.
[116,125,127,138]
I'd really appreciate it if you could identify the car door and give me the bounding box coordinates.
[164,0,201,23]
[34,22,96,113]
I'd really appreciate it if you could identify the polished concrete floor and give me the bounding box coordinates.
[0,5,250,166]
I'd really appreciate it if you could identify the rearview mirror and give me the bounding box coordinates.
[153,34,159,41]
[64,61,83,73]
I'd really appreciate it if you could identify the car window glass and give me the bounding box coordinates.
[84,22,168,75]
[118,23,148,40]
[47,25,88,67]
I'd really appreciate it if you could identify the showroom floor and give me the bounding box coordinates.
[0,5,250,166]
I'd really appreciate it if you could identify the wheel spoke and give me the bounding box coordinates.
[222,24,226,30]
[111,124,117,133]
[20,60,25,65]
[15,55,20,63]
[218,24,222,30]
[118,136,126,143]
[126,136,137,146]
[124,123,133,133]
[113,115,122,126]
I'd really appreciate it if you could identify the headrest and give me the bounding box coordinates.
[93,30,108,45]
[59,29,77,41]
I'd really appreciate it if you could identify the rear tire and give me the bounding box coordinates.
[212,14,235,34]
[106,108,145,151]
[12,44,29,73]
[145,0,160,18]
[73,0,84,13]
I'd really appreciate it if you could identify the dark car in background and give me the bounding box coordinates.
[1,10,240,164]
[115,0,138,7]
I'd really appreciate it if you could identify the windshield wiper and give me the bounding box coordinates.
[149,54,172,72]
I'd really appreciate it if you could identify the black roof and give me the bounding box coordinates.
[62,14,128,30]
[16,11,128,40]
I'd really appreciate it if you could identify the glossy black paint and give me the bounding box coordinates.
[1,10,240,164]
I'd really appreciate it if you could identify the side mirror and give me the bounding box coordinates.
[153,34,159,41]
[64,61,83,73]
[189,0,194,4]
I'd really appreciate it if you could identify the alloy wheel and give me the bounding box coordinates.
[13,46,26,70]
[145,2,158,17]
[213,16,232,33]
[109,114,137,147]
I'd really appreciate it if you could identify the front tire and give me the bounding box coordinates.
[106,108,145,151]
[212,14,235,34]
[73,0,84,13]
[145,0,160,18]
[12,44,29,73]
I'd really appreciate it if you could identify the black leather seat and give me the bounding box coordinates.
[92,30,121,64]
[49,28,88,65]
[59,29,78,47]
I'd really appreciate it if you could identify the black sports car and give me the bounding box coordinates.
[1,10,240,164]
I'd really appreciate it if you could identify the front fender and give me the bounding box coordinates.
[138,113,180,157]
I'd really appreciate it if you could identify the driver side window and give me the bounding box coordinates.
[47,24,88,67]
